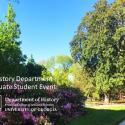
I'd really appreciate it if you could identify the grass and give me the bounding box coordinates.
[67,105,125,125]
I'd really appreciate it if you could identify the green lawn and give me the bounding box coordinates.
[67,105,125,125]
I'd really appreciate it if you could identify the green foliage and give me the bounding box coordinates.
[55,55,73,71]
[40,55,73,86]
[53,55,73,85]
[0,3,26,76]
[70,63,95,97]
[40,57,55,71]
[26,55,46,77]
[70,0,125,101]
[41,69,53,80]
[53,68,71,85]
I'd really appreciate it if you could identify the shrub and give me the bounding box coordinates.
[0,81,86,125]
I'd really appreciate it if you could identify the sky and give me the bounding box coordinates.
[0,0,114,62]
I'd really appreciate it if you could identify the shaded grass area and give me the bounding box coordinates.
[67,106,125,125]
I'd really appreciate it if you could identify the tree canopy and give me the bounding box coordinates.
[26,55,46,77]
[70,0,125,103]
[0,3,26,76]
[40,55,73,85]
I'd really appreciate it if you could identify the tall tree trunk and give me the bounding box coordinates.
[104,93,110,104]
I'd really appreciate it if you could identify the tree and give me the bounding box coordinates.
[26,55,46,77]
[40,55,73,71]
[40,55,73,85]
[39,57,55,71]
[53,68,71,85]
[0,3,26,76]
[52,55,73,85]
[70,0,125,103]
[55,55,73,71]
[70,63,95,99]
[41,69,53,81]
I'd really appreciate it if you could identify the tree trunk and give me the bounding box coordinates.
[104,93,110,104]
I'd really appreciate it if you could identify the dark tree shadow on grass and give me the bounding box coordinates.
[67,108,125,125]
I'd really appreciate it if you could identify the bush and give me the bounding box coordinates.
[0,81,86,125]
